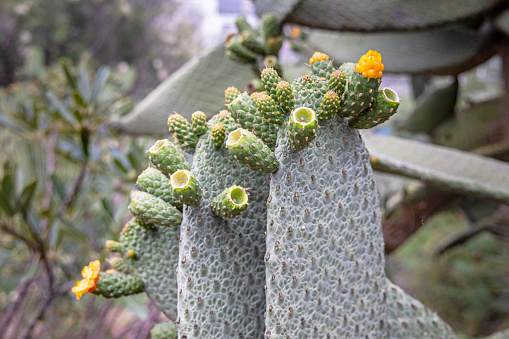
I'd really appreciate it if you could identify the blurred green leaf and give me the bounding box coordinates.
[50,174,66,201]
[62,60,77,90]
[0,113,28,133]
[17,179,38,212]
[78,66,92,101]
[46,90,78,126]
[90,66,110,105]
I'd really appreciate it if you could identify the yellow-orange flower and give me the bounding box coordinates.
[356,50,384,79]
[309,52,329,65]
[72,260,100,300]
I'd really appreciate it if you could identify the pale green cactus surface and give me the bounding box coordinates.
[81,50,461,339]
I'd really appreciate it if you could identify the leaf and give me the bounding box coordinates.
[46,90,78,126]
[17,180,37,212]
[110,44,256,135]
[50,174,66,201]
[363,133,509,203]
[90,66,110,105]
[62,59,77,90]
[78,66,92,101]
[0,113,28,133]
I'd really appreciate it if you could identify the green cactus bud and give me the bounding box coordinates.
[126,249,136,259]
[292,74,329,115]
[110,257,130,274]
[136,167,182,209]
[276,80,295,113]
[342,70,381,118]
[286,106,318,151]
[259,13,279,41]
[211,122,226,147]
[170,170,202,207]
[191,111,208,136]
[262,55,281,75]
[328,69,347,95]
[167,113,199,152]
[261,67,282,100]
[318,90,340,120]
[148,139,190,177]
[129,191,182,229]
[105,240,120,253]
[235,15,254,33]
[265,36,284,57]
[349,87,400,129]
[210,185,249,218]
[226,128,279,173]
[93,270,144,298]
[310,51,334,79]
[256,92,284,124]
[225,86,241,105]
[228,93,278,149]
[226,37,258,63]
[151,322,178,339]
[239,30,265,55]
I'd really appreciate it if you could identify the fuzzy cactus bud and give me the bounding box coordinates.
[256,92,284,124]
[148,139,190,177]
[129,191,182,229]
[191,111,208,136]
[167,113,199,151]
[136,167,181,209]
[318,90,340,120]
[328,69,347,95]
[310,52,334,79]
[226,128,279,173]
[261,67,282,100]
[211,122,226,147]
[225,86,241,105]
[210,185,249,218]
[93,270,144,298]
[349,87,400,129]
[170,170,202,207]
[105,240,121,253]
[110,257,130,274]
[286,106,317,151]
[276,80,295,113]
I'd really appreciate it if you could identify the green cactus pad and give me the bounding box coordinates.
[276,80,295,113]
[211,122,226,147]
[226,37,258,63]
[386,281,456,338]
[177,121,269,337]
[292,74,330,118]
[120,218,180,320]
[261,67,282,101]
[285,106,318,151]
[170,170,203,207]
[191,111,208,136]
[168,113,199,152]
[349,87,400,129]
[235,15,254,33]
[110,257,130,274]
[265,36,284,57]
[148,139,190,177]
[239,30,265,55]
[342,70,381,118]
[311,58,334,80]
[151,322,178,339]
[210,185,249,218]
[226,128,279,173]
[256,92,284,124]
[225,86,241,105]
[93,270,144,298]
[228,93,278,149]
[258,13,279,42]
[265,116,387,338]
[137,167,182,209]
[129,191,182,229]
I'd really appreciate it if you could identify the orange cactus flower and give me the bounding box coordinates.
[309,52,329,65]
[356,50,384,79]
[72,260,100,300]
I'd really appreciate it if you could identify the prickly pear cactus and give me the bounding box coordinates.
[74,49,457,339]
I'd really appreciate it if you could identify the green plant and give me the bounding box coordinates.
[77,50,464,338]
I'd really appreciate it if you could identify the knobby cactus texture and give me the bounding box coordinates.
[75,50,456,339]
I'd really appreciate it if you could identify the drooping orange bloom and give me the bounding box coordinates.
[356,50,384,79]
[72,260,100,300]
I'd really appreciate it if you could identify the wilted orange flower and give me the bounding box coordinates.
[72,260,100,300]
[356,50,384,79]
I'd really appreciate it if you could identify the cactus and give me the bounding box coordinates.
[151,322,178,339]
[76,50,460,338]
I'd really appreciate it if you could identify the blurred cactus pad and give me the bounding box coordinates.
[75,50,463,338]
